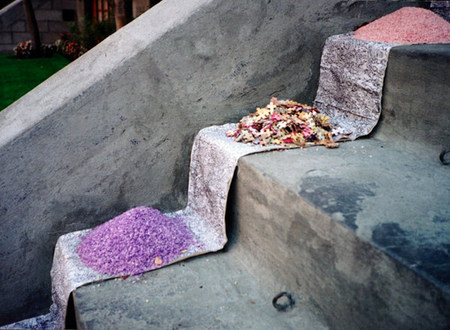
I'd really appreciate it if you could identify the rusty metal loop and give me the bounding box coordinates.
[440,149,449,165]
[272,292,295,312]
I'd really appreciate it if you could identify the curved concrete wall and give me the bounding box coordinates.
[0,0,420,324]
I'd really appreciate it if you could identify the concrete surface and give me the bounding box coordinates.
[72,251,327,330]
[375,44,450,154]
[0,0,420,324]
[72,44,450,329]
[72,138,449,329]
[223,44,450,328]
[233,140,449,329]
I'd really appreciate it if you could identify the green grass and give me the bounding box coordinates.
[0,53,71,111]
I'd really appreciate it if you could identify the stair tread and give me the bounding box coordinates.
[72,250,327,329]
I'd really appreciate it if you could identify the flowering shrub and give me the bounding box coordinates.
[13,17,114,61]
[61,40,86,61]
[13,40,56,58]
[13,40,33,58]
[54,32,87,61]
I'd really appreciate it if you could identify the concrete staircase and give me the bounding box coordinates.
[68,45,450,329]
[5,1,431,325]
[1,0,448,327]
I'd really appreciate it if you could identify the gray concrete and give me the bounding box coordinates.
[224,45,450,329]
[72,138,449,330]
[375,44,450,154]
[0,0,420,324]
[72,251,327,330]
[232,141,449,330]
[72,44,450,329]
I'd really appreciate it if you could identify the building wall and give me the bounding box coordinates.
[132,0,149,19]
[0,0,76,53]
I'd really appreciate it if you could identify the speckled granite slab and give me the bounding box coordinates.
[314,34,395,140]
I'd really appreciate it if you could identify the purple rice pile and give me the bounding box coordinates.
[77,206,196,276]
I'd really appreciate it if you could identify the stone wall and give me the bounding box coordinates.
[0,0,423,325]
[0,0,76,53]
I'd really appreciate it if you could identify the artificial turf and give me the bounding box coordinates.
[0,53,70,111]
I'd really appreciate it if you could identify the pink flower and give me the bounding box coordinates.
[302,125,312,138]
[270,113,281,122]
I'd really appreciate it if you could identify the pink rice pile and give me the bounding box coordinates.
[77,206,196,275]
[353,7,450,44]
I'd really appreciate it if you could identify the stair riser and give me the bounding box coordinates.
[227,158,450,330]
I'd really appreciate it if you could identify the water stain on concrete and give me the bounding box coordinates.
[372,222,450,288]
[299,176,376,231]
[433,215,449,224]
[372,222,407,248]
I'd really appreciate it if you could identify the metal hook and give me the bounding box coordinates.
[272,292,295,312]
[439,148,449,165]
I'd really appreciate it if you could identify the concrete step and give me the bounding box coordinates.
[70,44,450,329]
[375,44,450,154]
[229,140,450,330]
[71,137,449,330]
[71,250,327,330]
[0,3,448,326]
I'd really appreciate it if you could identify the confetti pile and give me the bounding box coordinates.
[77,206,196,275]
[353,7,450,44]
[226,97,340,148]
